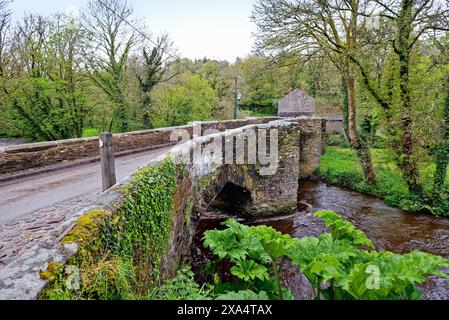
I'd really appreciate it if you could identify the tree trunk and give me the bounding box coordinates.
[340,77,351,141]
[397,50,423,195]
[433,149,449,199]
[116,91,129,133]
[343,74,376,184]
[433,78,449,199]
[391,0,423,195]
[355,146,376,184]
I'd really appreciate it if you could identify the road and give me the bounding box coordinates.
[0,146,173,225]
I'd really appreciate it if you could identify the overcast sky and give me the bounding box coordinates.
[10,0,257,62]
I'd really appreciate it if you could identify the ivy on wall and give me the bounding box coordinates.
[40,157,184,300]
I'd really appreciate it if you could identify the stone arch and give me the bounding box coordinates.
[208,182,253,214]
[191,165,257,219]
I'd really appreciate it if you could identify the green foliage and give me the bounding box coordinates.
[42,158,183,300]
[8,78,75,141]
[204,220,292,300]
[238,54,338,115]
[247,225,297,260]
[82,128,100,138]
[319,147,449,216]
[314,211,374,248]
[150,266,214,300]
[432,80,449,199]
[230,260,269,282]
[203,212,449,300]
[103,159,180,283]
[338,250,449,300]
[325,133,350,148]
[241,109,276,118]
[215,290,270,300]
[1,16,92,140]
[151,74,217,128]
[239,56,283,114]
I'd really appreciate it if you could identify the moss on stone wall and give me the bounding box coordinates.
[39,261,64,283]
[40,157,184,300]
[61,210,111,245]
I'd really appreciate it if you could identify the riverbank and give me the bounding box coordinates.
[317,147,449,216]
[191,180,449,300]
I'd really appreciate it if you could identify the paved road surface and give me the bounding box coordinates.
[0,146,173,225]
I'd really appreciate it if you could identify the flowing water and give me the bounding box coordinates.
[192,180,449,300]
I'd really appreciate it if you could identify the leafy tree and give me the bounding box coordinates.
[151,74,217,127]
[431,36,449,199]
[82,0,138,133]
[0,0,12,136]
[47,14,92,138]
[239,55,285,115]
[352,0,449,194]
[2,13,91,140]
[137,34,176,129]
[0,0,11,87]
[11,78,73,140]
[252,0,377,184]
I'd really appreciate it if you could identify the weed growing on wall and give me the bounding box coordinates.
[102,158,181,292]
[40,158,183,300]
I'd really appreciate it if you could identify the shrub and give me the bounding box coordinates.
[325,133,350,148]
[203,211,449,300]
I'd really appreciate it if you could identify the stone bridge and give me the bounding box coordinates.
[0,117,325,299]
[186,118,324,218]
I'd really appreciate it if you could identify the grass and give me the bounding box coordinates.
[241,109,276,118]
[82,128,100,138]
[318,147,449,215]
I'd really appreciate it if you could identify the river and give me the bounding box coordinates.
[192,180,449,300]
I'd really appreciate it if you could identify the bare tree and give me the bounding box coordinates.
[11,14,50,78]
[0,0,11,84]
[82,0,139,132]
[49,13,92,137]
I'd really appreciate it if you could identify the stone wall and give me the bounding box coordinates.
[325,117,344,134]
[0,118,279,175]
[0,117,324,300]
[293,117,327,177]
[188,121,302,218]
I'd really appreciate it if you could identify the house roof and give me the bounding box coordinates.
[277,89,316,114]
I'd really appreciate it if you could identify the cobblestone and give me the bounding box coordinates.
[0,192,99,270]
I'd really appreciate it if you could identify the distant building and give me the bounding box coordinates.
[325,115,344,134]
[277,89,344,134]
[277,88,316,117]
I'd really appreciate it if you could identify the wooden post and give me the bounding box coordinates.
[100,132,116,191]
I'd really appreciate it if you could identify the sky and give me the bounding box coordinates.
[9,0,258,62]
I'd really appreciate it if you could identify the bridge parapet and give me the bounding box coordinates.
[0,117,325,300]
[0,117,280,176]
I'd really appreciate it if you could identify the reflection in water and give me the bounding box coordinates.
[193,180,449,300]
[297,181,449,258]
